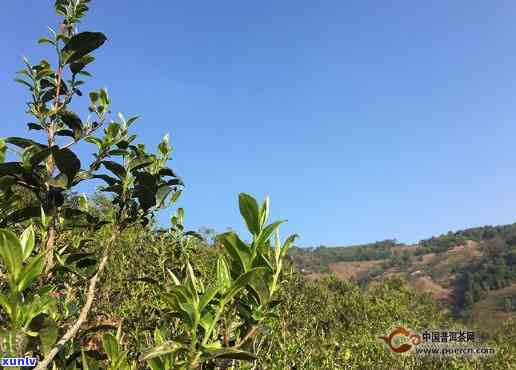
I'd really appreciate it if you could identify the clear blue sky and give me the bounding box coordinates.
[2,1,516,247]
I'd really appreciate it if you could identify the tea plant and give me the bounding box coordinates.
[141,194,297,369]
[0,2,297,369]
[1,0,182,368]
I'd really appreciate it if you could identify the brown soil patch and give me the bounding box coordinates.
[433,241,482,273]
[392,245,420,253]
[448,241,481,257]
[412,276,451,301]
[328,259,385,280]
[420,253,436,264]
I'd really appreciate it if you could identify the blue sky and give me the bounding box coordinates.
[2,1,516,247]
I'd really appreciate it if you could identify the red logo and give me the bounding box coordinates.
[379,327,422,353]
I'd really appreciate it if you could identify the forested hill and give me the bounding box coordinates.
[289,222,516,272]
[288,222,516,333]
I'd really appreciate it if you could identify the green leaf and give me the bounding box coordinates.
[29,314,58,356]
[239,193,261,236]
[260,196,270,228]
[60,111,83,138]
[81,350,90,370]
[247,269,272,306]
[135,186,156,211]
[167,269,181,286]
[199,312,215,334]
[17,255,44,292]
[146,358,164,370]
[102,333,119,362]
[135,172,157,187]
[85,136,103,148]
[217,257,231,292]
[0,162,24,176]
[0,207,41,226]
[55,129,74,138]
[15,75,33,88]
[29,146,53,167]
[0,229,23,284]
[20,226,35,261]
[126,116,139,126]
[47,173,69,189]
[0,139,5,163]
[22,146,44,171]
[226,267,266,301]
[27,123,43,131]
[0,292,13,318]
[199,286,221,312]
[99,88,110,106]
[40,206,48,228]
[38,37,56,45]
[101,161,126,180]
[5,137,45,149]
[62,32,107,64]
[158,134,171,156]
[108,149,128,156]
[156,185,173,207]
[153,327,167,344]
[186,261,200,295]
[164,290,196,323]
[128,157,153,172]
[158,168,176,177]
[89,91,99,103]
[64,350,106,367]
[170,190,182,203]
[187,230,208,243]
[77,70,92,77]
[217,232,252,273]
[256,220,285,247]
[70,55,95,75]
[51,147,81,185]
[281,234,299,257]
[141,341,185,361]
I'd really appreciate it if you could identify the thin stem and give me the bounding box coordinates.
[53,66,62,110]
[41,60,64,275]
[43,217,57,274]
[35,226,120,370]
[234,325,259,350]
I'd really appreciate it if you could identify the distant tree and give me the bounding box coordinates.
[484,237,507,260]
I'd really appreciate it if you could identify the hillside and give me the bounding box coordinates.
[289,223,516,333]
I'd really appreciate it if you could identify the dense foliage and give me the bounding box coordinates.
[289,240,404,273]
[420,224,516,254]
[292,224,516,275]
[454,237,516,313]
